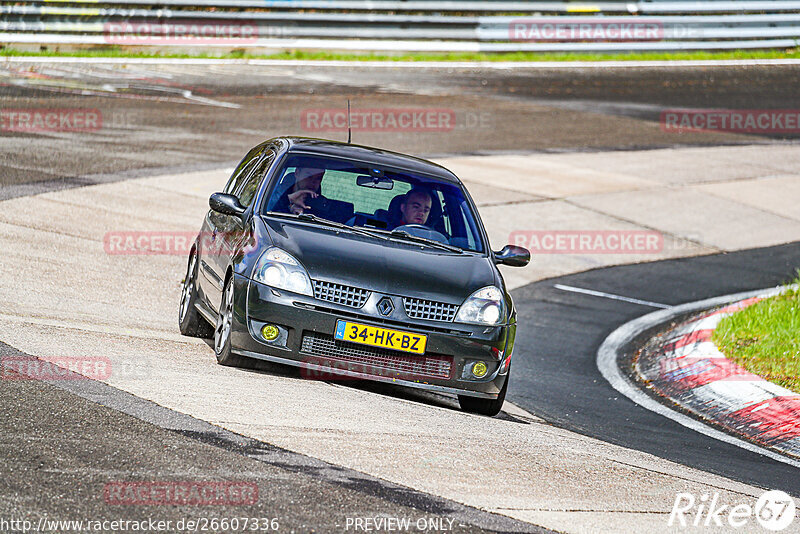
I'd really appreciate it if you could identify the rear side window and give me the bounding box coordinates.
[224,146,262,197]
[237,150,276,208]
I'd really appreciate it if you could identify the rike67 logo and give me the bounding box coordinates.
[669,490,796,531]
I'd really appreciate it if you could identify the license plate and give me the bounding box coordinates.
[334,320,427,354]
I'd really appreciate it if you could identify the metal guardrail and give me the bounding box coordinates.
[1,1,799,52]
[10,0,800,12]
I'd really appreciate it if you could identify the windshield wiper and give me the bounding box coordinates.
[265,212,390,241]
[387,229,463,253]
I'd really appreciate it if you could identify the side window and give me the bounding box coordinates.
[237,150,276,208]
[457,201,480,251]
[441,194,478,252]
[436,191,451,235]
[265,165,296,213]
[224,146,262,196]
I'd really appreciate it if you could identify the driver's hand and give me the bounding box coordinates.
[288,189,318,213]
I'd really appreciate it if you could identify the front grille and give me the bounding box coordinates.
[294,302,472,336]
[312,280,370,309]
[301,333,452,380]
[403,297,459,322]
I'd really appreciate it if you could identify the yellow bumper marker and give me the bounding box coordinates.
[567,5,601,12]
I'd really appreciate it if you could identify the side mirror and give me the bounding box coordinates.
[493,245,530,267]
[209,193,246,218]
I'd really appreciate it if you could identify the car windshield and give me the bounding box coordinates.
[263,153,486,253]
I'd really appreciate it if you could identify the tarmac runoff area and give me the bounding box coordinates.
[1,144,800,533]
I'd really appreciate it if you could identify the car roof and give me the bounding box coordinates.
[279,137,462,184]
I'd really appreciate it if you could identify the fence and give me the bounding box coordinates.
[1,1,799,52]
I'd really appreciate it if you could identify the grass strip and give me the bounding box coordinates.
[713,274,800,393]
[2,47,800,62]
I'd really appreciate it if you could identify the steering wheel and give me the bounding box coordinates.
[393,224,449,244]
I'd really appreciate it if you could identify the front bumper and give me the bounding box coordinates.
[228,274,514,399]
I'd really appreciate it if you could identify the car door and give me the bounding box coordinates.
[206,147,278,312]
[198,145,263,310]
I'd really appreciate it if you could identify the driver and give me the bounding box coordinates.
[276,167,325,215]
[398,188,433,227]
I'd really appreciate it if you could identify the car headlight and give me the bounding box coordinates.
[455,286,505,326]
[252,247,312,296]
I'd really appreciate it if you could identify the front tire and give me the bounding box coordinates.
[214,276,245,367]
[458,372,508,417]
[179,250,214,339]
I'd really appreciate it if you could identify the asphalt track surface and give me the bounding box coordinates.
[510,242,800,496]
[1,343,543,534]
[2,61,800,530]
[3,62,800,198]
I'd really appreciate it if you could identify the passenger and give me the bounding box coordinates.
[398,188,433,227]
[276,167,325,215]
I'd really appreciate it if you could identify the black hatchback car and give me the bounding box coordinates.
[179,137,529,416]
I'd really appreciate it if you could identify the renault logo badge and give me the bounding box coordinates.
[377,297,394,316]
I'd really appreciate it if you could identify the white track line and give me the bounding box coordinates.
[554,284,671,308]
[3,57,800,68]
[596,286,800,469]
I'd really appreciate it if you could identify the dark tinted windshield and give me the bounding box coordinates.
[263,153,485,253]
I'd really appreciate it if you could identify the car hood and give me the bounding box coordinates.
[262,218,497,302]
